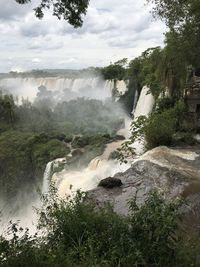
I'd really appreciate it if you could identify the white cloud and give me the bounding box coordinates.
[0,0,166,72]
[32,58,41,63]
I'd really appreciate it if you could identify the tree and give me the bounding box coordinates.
[101,59,127,81]
[147,0,200,69]
[147,0,200,30]
[0,94,15,127]
[15,0,90,28]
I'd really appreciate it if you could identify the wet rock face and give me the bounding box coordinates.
[88,146,200,218]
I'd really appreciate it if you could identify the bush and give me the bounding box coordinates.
[155,97,175,113]
[0,131,68,199]
[145,100,186,149]
[145,109,176,149]
[1,190,198,267]
[117,100,188,162]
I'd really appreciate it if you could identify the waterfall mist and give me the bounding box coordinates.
[0,74,126,104]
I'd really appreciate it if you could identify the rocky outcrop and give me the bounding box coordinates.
[88,146,200,222]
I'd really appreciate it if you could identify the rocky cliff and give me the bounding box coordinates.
[88,146,200,225]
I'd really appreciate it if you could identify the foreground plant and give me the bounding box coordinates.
[0,189,199,267]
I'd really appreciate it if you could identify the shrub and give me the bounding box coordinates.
[145,109,176,149]
[1,190,198,267]
[145,100,186,149]
[118,100,187,161]
[155,97,175,113]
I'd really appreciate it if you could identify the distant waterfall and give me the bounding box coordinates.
[42,161,53,194]
[0,77,127,101]
[132,90,139,114]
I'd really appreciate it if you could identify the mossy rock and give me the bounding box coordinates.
[98,177,123,189]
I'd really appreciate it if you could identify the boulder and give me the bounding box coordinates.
[98,177,123,188]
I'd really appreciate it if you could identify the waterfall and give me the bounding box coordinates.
[41,85,154,197]
[131,86,155,154]
[42,161,53,194]
[0,77,119,101]
[116,80,128,94]
[133,86,155,118]
[88,157,101,170]
[52,118,131,198]
[132,89,139,114]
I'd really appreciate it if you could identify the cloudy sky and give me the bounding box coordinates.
[0,0,166,73]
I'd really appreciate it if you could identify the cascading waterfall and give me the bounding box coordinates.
[115,80,128,94]
[42,161,53,194]
[45,118,131,198]
[133,86,154,118]
[0,77,127,102]
[130,86,155,154]
[132,89,139,115]
[41,85,154,197]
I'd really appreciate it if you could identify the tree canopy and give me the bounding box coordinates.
[15,0,90,28]
[147,0,200,69]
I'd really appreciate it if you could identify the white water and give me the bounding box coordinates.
[131,86,155,154]
[51,117,131,198]
[132,89,139,115]
[133,86,154,119]
[116,80,128,94]
[42,161,53,194]
[0,77,127,102]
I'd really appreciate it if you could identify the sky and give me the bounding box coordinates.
[0,0,166,73]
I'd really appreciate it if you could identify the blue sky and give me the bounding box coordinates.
[0,0,166,72]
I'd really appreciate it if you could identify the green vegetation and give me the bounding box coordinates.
[0,190,199,267]
[118,99,190,162]
[148,0,200,69]
[101,59,128,99]
[0,131,67,199]
[101,58,127,81]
